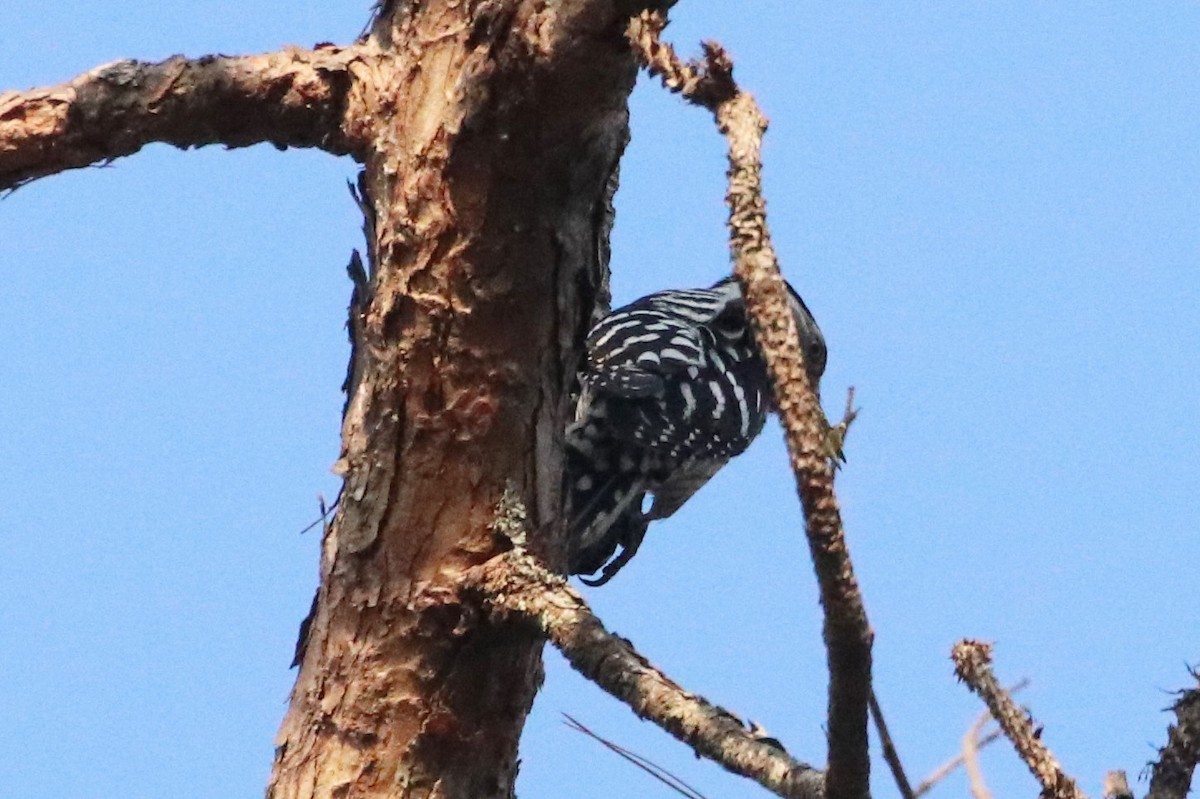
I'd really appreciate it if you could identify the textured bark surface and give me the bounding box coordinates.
[626,17,872,799]
[267,2,647,797]
[467,546,826,799]
[0,47,360,190]
[952,640,1086,799]
[1147,677,1200,799]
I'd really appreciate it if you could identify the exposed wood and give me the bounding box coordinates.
[0,47,362,190]
[266,2,666,797]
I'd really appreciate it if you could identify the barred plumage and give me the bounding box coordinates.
[566,276,826,585]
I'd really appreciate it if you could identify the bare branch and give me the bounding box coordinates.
[913,678,1027,798]
[914,728,1002,798]
[463,547,825,799]
[870,690,916,799]
[0,45,364,190]
[1147,670,1200,799]
[963,706,993,799]
[627,12,872,799]
[951,640,1086,799]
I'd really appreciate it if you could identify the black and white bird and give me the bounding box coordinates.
[565,276,827,585]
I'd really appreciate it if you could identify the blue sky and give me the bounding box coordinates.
[2,3,1198,798]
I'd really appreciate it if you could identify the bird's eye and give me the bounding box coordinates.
[713,312,746,338]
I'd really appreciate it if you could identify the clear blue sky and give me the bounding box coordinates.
[2,3,1198,798]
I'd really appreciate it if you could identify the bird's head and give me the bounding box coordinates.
[708,275,826,391]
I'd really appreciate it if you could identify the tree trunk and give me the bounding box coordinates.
[267,2,647,797]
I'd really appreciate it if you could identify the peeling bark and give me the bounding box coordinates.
[0,47,362,190]
[267,2,656,797]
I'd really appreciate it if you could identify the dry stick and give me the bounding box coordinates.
[870,690,916,799]
[1146,671,1200,799]
[0,45,362,190]
[962,706,993,799]
[951,640,1087,799]
[912,678,1029,798]
[464,547,825,799]
[627,13,873,799]
[913,729,1003,798]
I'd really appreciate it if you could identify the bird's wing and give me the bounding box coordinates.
[585,311,706,400]
[644,456,725,521]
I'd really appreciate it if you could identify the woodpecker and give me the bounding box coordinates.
[565,276,826,585]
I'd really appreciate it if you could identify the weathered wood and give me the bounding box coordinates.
[0,47,360,190]
[267,2,655,797]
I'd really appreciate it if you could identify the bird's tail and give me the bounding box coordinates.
[564,440,647,581]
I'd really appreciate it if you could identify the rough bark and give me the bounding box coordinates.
[1147,674,1200,799]
[952,640,1086,799]
[0,47,361,190]
[626,17,873,799]
[266,2,659,797]
[465,544,825,799]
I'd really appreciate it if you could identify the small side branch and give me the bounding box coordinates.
[951,640,1086,799]
[1147,670,1200,799]
[628,12,872,799]
[870,690,915,799]
[962,705,993,799]
[912,678,1028,798]
[0,45,364,190]
[464,548,825,799]
[914,727,1003,798]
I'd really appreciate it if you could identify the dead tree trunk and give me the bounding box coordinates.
[264,3,660,797]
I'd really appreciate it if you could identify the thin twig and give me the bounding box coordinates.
[827,387,858,466]
[951,640,1086,799]
[912,678,1029,798]
[564,714,710,799]
[870,690,915,799]
[461,546,824,799]
[962,706,993,799]
[626,13,873,799]
[298,494,338,535]
[913,728,1002,798]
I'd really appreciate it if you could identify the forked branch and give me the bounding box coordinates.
[951,640,1086,799]
[627,12,873,799]
[914,727,1003,798]
[0,45,363,191]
